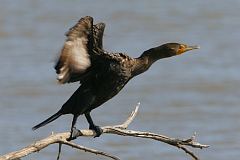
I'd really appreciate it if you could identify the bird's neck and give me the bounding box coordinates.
[132,53,155,77]
[131,47,171,77]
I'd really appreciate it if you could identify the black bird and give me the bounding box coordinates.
[32,16,199,141]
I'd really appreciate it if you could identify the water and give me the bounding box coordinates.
[0,0,240,159]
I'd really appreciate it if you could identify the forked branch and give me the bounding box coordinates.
[0,103,209,160]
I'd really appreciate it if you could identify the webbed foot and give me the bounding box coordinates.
[67,127,79,141]
[89,125,103,138]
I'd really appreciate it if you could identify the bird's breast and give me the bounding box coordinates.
[87,61,132,109]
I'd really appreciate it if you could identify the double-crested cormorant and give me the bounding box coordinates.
[32,16,199,141]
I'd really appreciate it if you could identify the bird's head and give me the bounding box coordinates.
[155,43,200,58]
[141,43,200,61]
[164,43,199,55]
[135,43,200,76]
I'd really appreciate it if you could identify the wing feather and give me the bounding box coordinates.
[93,23,105,50]
[55,16,93,84]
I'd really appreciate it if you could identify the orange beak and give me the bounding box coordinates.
[177,45,200,55]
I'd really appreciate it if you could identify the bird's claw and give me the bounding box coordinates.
[67,127,79,141]
[89,125,103,138]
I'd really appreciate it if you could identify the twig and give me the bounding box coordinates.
[113,102,140,129]
[0,103,209,160]
[62,140,120,160]
[57,143,62,160]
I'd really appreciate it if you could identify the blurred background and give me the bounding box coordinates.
[0,0,240,159]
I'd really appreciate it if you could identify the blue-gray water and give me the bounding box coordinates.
[0,0,240,159]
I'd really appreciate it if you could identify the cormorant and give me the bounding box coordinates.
[32,16,199,141]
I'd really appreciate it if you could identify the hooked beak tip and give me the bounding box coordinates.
[184,45,200,53]
[188,45,200,50]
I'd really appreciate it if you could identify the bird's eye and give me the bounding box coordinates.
[177,45,186,54]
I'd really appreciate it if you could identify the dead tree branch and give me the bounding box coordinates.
[0,103,209,160]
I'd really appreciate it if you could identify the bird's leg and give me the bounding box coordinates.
[67,115,79,141]
[85,112,103,138]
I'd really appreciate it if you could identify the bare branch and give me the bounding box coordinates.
[114,102,140,129]
[0,103,209,160]
[0,132,116,160]
[102,127,209,160]
[57,143,62,160]
[62,140,120,160]
[101,102,140,130]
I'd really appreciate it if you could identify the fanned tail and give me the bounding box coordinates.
[32,111,62,130]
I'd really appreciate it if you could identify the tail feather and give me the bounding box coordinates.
[32,111,62,130]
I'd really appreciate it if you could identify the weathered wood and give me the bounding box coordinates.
[0,103,208,160]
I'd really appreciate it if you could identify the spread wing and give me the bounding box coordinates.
[93,22,105,50]
[54,16,106,84]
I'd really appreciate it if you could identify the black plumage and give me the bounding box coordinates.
[32,16,199,140]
